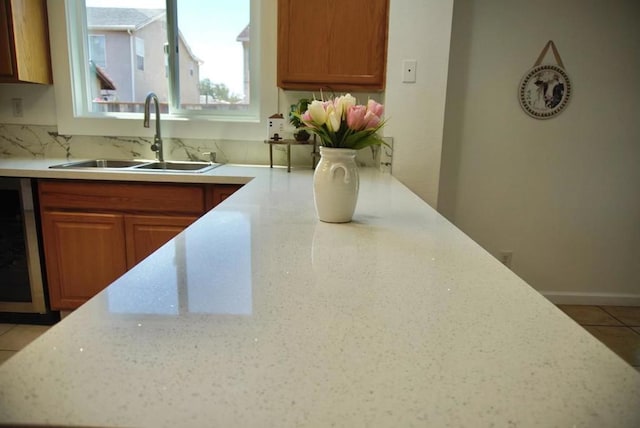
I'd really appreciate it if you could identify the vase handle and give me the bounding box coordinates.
[329,162,351,184]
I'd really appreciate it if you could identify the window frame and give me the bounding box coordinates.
[48,0,277,140]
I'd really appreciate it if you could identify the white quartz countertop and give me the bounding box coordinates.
[0,159,639,427]
[0,158,255,184]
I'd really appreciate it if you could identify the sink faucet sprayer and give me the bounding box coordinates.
[143,92,164,162]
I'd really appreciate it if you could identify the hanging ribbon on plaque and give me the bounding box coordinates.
[518,40,572,119]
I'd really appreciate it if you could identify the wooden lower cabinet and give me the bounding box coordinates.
[38,179,243,310]
[41,211,128,309]
[210,184,242,207]
[124,214,197,268]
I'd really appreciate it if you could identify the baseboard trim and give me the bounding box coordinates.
[541,291,640,306]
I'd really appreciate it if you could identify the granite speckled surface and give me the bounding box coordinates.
[0,160,639,427]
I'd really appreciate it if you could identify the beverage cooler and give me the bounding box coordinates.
[0,178,57,324]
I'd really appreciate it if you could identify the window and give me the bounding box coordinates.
[51,0,273,139]
[81,0,249,112]
[135,37,144,71]
[88,35,106,68]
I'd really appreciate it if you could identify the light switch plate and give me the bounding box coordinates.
[11,98,23,117]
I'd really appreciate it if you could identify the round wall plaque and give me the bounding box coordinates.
[518,64,571,119]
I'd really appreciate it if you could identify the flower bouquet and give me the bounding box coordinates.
[295,94,386,149]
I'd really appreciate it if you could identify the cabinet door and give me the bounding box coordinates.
[0,0,51,83]
[0,0,16,78]
[207,184,243,210]
[124,215,197,268]
[277,0,389,91]
[41,211,127,310]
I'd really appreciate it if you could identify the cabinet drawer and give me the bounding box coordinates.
[38,180,206,215]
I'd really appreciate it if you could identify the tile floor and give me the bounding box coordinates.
[0,323,51,365]
[557,305,640,371]
[1,306,640,372]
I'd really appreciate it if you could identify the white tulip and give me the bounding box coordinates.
[307,100,327,125]
[334,94,356,118]
[327,110,340,132]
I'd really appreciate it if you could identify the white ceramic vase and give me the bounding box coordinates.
[313,147,359,223]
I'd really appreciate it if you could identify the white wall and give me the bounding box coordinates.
[438,0,640,304]
[384,0,454,207]
[0,84,56,125]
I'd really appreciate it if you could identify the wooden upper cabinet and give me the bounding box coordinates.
[277,0,389,92]
[0,0,52,84]
[0,1,13,78]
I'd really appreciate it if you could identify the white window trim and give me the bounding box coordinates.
[48,0,277,141]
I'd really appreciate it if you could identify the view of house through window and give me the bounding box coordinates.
[84,0,250,114]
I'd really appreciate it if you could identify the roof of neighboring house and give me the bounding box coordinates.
[177,30,203,64]
[87,7,165,31]
[90,61,116,90]
[236,24,249,42]
[87,7,201,64]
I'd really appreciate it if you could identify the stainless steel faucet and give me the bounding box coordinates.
[143,92,164,162]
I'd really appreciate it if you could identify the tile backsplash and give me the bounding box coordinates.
[0,124,387,169]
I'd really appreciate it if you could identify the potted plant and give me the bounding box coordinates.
[289,98,311,142]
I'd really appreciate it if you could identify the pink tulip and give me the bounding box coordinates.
[346,105,367,130]
[367,99,384,117]
[301,110,315,128]
[363,110,381,129]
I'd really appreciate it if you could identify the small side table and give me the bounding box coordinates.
[264,137,318,172]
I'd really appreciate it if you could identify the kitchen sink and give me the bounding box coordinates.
[133,161,221,173]
[50,159,151,169]
[49,159,221,173]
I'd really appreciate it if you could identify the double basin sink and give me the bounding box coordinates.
[50,159,221,173]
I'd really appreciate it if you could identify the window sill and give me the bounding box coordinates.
[56,114,266,140]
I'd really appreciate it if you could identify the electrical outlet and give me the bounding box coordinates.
[11,98,23,117]
[402,60,417,83]
[499,251,513,268]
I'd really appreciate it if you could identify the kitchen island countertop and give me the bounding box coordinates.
[0,159,639,427]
